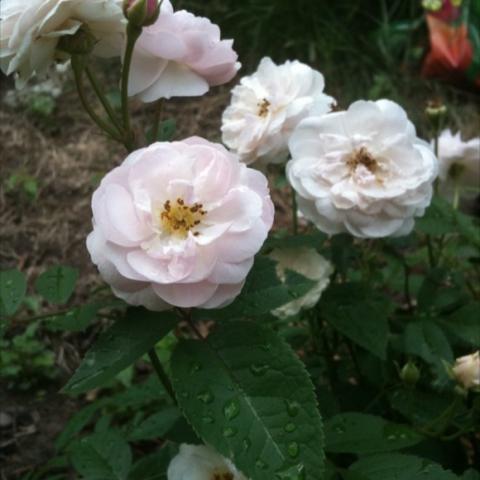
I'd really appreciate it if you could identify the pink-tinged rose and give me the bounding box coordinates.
[87,137,274,310]
[128,0,240,102]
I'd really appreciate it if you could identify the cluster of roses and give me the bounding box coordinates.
[1,0,479,477]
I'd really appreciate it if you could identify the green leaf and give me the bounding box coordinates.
[35,266,78,304]
[463,469,480,480]
[171,321,324,480]
[128,406,180,441]
[128,450,170,480]
[324,413,423,454]
[320,283,393,359]
[63,308,177,394]
[197,256,315,320]
[47,304,99,332]
[417,197,480,247]
[70,430,132,480]
[389,389,454,425]
[403,320,453,377]
[440,303,480,347]
[349,453,459,480]
[55,402,104,451]
[0,269,27,315]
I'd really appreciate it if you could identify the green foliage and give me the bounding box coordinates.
[171,321,324,480]
[0,321,57,390]
[320,283,393,359]
[324,413,423,454]
[348,453,459,480]
[69,430,132,480]
[196,256,315,320]
[63,308,177,394]
[4,172,39,200]
[35,266,79,305]
[0,269,27,316]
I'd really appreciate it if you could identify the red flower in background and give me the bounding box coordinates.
[422,14,474,84]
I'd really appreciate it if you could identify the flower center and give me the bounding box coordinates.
[257,98,270,117]
[160,198,207,238]
[347,147,379,174]
[212,471,234,480]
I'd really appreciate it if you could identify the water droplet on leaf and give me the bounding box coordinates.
[223,399,240,420]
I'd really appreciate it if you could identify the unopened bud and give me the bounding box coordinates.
[425,99,447,119]
[400,361,420,386]
[123,0,160,27]
[452,352,480,390]
[58,27,96,56]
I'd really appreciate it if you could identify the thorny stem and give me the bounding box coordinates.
[71,56,123,142]
[85,66,125,135]
[121,24,142,151]
[148,347,177,404]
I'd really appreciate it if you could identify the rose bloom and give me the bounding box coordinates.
[0,0,125,87]
[87,137,274,310]
[436,129,480,197]
[287,99,438,238]
[128,0,240,102]
[168,444,248,480]
[269,247,332,319]
[221,57,335,166]
[452,351,480,390]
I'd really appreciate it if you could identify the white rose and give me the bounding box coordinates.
[269,247,333,319]
[435,129,480,198]
[452,351,480,390]
[167,444,248,480]
[287,99,438,238]
[0,0,125,87]
[221,57,335,166]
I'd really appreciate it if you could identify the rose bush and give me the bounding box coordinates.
[1,1,479,479]
[87,137,274,309]
[287,99,438,238]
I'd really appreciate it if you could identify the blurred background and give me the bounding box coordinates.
[0,0,479,478]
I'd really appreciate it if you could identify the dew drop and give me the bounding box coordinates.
[250,363,269,376]
[255,459,268,470]
[180,391,189,399]
[189,362,202,374]
[202,415,214,424]
[288,442,299,458]
[284,422,296,433]
[285,400,300,417]
[197,390,214,404]
[242,438,251,451]
[275,464,306,480]
[223,399,240,420]
[387,434,397,441]
[223,426,238,438]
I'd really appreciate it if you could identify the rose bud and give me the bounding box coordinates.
[123,0,160,27]
[452,352,480,390]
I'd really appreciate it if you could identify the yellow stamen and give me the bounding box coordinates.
[159,198,206,238]
[257,98,270,117]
